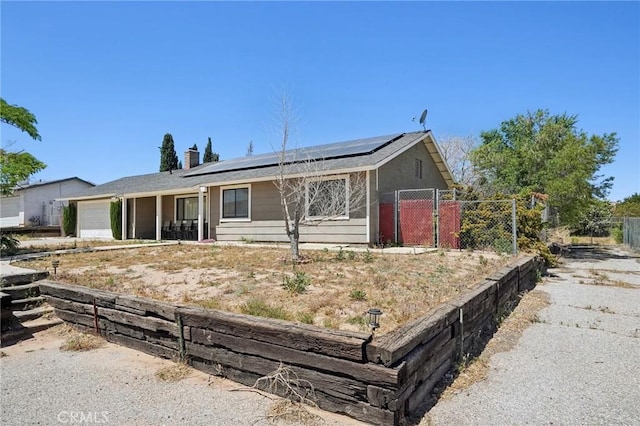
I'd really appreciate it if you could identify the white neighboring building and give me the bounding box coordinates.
[0,177,94,228]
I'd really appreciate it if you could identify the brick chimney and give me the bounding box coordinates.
[185,146,200,170]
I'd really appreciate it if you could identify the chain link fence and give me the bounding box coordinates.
[378,188,517,254]
[623,217,640,250]
[457,200,516,254]
[398,189,435,247]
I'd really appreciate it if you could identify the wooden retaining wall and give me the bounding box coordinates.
[40,255,543,425]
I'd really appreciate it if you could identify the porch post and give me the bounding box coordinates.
[198,186,205,241]
[121,197,127,240]
[365,170,371,245]
[156,195,162,240]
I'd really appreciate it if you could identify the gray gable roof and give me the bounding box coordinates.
[66,131,453,200]
[13,177,94,192]
[64,167,209,200]
[184,133,403,177]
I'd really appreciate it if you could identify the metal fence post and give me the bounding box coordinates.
[435,189,440,248]
[511,199,518,255]
[394,190,399,245]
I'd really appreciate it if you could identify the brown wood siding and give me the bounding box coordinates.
[209,187,219,240]
[162,196,173,224]
[377,142,447,194]
[135,197,156,239]
[251,181,283,221]
[369,170,379,244]
[210,174,369,244]
[216,219,368,244]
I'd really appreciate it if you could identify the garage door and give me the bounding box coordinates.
[78,200,112,238]
[1,196,22,227]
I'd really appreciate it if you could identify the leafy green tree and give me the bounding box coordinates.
[577,200,613,243]
[613,193,640,217]
[471,109,618,226]
[159,133,179,172]
[0,150,46,195]
[0,98,41,141]
[203,137,219,163]
[0,98,46,195]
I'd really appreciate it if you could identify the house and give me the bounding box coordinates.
[64,131,454,244]
[0,177,94,228]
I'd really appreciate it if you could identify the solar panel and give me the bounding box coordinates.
[185,133,402,177]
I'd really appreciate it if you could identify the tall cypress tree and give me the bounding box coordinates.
[159,133,179,172]
[203,137,219,163]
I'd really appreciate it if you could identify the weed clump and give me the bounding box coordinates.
[155,362,191,382]
[349,289,367,301]
[240,299,291,320]
[282,270,310,294]
[59,329,105,352]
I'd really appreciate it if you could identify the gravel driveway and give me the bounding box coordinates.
[428,245,640,425]
[0,329,363,426]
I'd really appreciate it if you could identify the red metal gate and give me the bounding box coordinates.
[378,203,395,244]
[438,200,461,249]
[399,199,434,246]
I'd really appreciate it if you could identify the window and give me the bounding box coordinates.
[221,186,250,220]
[306,176,349,219]
[176,196,206,220]
[415,159,423,179]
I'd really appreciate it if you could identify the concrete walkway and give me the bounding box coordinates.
[428,245,640,425]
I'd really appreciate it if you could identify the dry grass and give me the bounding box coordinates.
[251,363,323,425]
[19,244,513,334]
[155,362,192,382]
[11,239,153,256]
[438,289,550,399]
[581,269,636,289]
[57,324,106,352]
[267,399,324,425]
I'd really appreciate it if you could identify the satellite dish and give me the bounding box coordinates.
[418,109,428,131]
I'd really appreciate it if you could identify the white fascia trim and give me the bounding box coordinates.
[426,132,456,188]
[63,194,116,202]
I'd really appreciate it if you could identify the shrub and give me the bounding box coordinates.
[62,203,77,236]
[240,299,291,320]
[0,234,20,256]
[110,199,122,240]
[297,312,315,324]
[282,270,310,294]
[349,289,367,301]
[611,224,623,244]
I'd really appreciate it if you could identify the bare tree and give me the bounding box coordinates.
[437,134,479,187]
[273,96,366,261]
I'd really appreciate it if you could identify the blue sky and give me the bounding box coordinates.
[1,1,638,201]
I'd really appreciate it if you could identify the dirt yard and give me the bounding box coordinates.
[19,244,513,335]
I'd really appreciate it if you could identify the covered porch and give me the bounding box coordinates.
[120,187,210,241]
